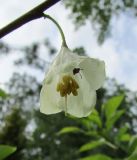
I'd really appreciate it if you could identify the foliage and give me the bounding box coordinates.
[58,95,137,159]
[63,0,137,43]
[0,145,16,160]
[0,107,28,160]
[0,89,16,160]
[80,154,112,160]
[0,89,8,99]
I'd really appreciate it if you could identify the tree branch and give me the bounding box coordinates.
[0,0,61,39]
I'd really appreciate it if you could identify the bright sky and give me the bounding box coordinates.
[0,0,137,91]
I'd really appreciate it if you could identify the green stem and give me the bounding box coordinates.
[43,14,67,47]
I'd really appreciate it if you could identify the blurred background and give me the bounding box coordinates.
[0,0,137,160]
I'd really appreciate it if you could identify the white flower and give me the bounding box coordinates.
[40,46,106,118]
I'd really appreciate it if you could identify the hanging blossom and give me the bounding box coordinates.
[40,14,105,117]
[40,45,106,118]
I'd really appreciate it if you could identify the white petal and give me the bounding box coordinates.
[79,58,106,90]
[57,46,83,73]
[66,75,96,118]
[43,46,80,84]
[40,77,62,114]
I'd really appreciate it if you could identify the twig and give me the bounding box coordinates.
[0,0,61,39]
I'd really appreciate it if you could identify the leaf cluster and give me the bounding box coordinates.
[63,0,137,43]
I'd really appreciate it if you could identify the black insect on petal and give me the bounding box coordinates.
[73,68,83,78]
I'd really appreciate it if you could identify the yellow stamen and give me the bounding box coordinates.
[56,75,79,115]
[72,89,78,96]
[56,75,79,97]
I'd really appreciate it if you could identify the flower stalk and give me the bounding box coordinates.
[43,14,67,47]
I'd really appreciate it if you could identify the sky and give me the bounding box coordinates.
[0,0,137,91]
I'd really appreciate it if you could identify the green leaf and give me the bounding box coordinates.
[80,154,112,160]
[116,125,129,141]
[0,89,8,98]
[79,138,106,152]
[103,95,124,120]
[119,134,131,142]
[0,145,16,160]
[126,147,137,160]
[81,119,92,130]
[105,109,125,130]
[128,135,137,154]
[88,109,102,128]
[57,126,81,135]
[84,131,99,138]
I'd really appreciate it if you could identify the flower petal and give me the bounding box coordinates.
[43,46,81,84]
[40,78,62,114]
[66,75,96,117]
[58,46,84,73]
[40,45,105,118]
[79,58,105,90]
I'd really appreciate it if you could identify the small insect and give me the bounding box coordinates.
[73,68,83,78]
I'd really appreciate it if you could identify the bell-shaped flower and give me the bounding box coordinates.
[40,46,106,118]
